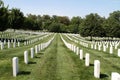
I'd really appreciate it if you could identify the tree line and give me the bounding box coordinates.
[0,0,120,38]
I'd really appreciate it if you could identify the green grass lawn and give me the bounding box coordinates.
[22,33,98,80]
[0,33,119,80]
[62,33,120,80]
[0,34,54,80]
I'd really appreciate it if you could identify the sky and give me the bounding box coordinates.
[3,0,120,18]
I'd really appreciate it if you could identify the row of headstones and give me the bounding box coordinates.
[24,34,51,46]
[61,34,120,80]
[16,30,49,35]
[67,34,120,80]
[70,34,120,41]
[24,34,44,45]
[12,35,55,77]
[64,34,79,44]
[0,37,24,42]
[0,32,32,49]
[0,33,51,50]
[68,33,120,50]
[92,37,120,41]
[66,34,120,56]
[24,32,51,40]
[0,31,48,41]
[0,41,20,50]
[65,34,89,48]
[60,35,100,78]
[91,41,120,50]
[91,43,120,56]
[24,33,44,40]
[70,34,90,44]
[73,35,90,47]
[72,34,86,41]
[0,32,39,48]
[0,32,26,39]
[0,32,13,37]
[64,34,73,41]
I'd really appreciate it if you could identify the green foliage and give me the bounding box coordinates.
[57,16,70,26]
[80,13,105,40]
[69,16,82,33]
[71,16,82,25]
[0,0,9,31]
[42,15,51,30]
[24,14,42,30]
[49,22,61,32]
[0,0,120,37]
[43,15,70,33]
[103,11,120,37]
[9,8,24,30]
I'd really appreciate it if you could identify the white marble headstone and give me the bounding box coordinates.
[111,72,120,80]
[24,51,28,64]
[31,48,34,58]
[12,57,19,77]
[80,49,83,60]
[94,60,100,78]
[85,53,90,66]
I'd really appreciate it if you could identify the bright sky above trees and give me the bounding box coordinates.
[4,0,120,18]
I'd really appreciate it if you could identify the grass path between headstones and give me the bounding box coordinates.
[29,34,98,80]
[0,33,108,80]
[62,34,120,80]
[0,34,53,80]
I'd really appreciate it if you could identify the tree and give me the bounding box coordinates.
[49,22,61,32]
[37,15,43,30]
[9,8,24,30]
[104,11,120,38]
[42,15,52,30]
[50,15,70,32]
[69,16,82,33]
[24,14,41,30]
[57,16,70,26]
[80,13,105,41]
[24,17,34,30]
[0,0,9,31]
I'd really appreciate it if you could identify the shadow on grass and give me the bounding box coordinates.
[83,57,85,60]
[100,73,108,78]
[90,64,94,66]
[28,61,37,64]
[18,71,31,75]
[35,56,41,58]
[112,65,120,70]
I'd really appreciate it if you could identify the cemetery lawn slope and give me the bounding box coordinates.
[28,34,98,80]
[0,34,104,80]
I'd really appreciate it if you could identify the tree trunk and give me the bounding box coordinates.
[90,36,92,41]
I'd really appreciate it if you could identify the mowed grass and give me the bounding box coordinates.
[26,33,96,80]
[0,34,54,80]
[0,33,119,80]
[62,34,120,80]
